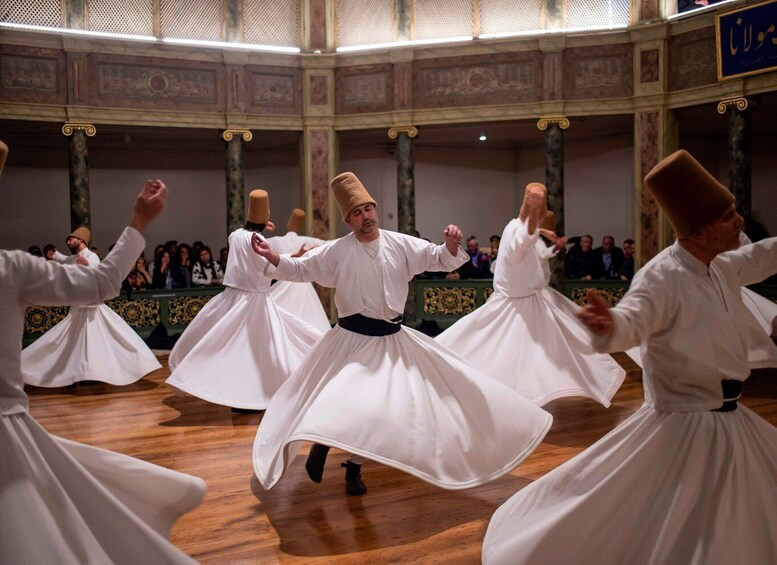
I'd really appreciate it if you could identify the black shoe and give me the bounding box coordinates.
[305,444,330,483]
[341,461,367,496]
[231,407,260,414]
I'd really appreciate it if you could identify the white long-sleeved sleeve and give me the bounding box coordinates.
[18,227,145,307]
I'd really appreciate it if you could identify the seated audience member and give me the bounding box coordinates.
[618,238,635,280]
[218,246,229,272]
[594,235,625,279]
[457,235,492,278]
[148,244,165,276]
[123,254,152,291]
[171,243,193,288]
[27,245,42,257]
[165,239,178,258]
[43,244,56,260]
[564,234,599,280]
[488,235,500,274]
[192,245,223,286]
[192,240,204,258]
[677,0,722,13]
[152,249,174,289]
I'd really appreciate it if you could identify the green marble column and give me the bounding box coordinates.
[394,128,417,236]
[725,101,752,232]
[390,126,418,323]
[223,130,251,235]
[63,124,95,230]
[539,118,568,289]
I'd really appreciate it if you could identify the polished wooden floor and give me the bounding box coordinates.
[27,354,777,564]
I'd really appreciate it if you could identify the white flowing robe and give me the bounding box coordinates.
[626,233,777,368]
[266,231,332,333]
[22,247,161,387]
[483,238,777,565]
[253,229,553,490]
[166,228,323,409]
[437,217,625,406]
[1,228,205,564]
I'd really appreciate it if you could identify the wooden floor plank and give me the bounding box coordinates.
[26,357,777,564]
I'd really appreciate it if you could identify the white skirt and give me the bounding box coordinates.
[270,280,331,333]
[253,325,553,490]
[166,287,323,410]
[436,289,626,406]
[22,305,161,387]
[482,402,777,564]
[0,411,204,564]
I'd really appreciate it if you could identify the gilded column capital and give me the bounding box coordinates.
[717,97,749,114]
[221,129,253,142]
[536,117,569,131]
[62,123,96,136]
[388,126,418,139]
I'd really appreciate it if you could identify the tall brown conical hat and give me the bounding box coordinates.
[644,150,735,239]
[330,172,376,220]
[540,210,555,232]
[247,189,270,224]
[519,182,548,220]
[287,208,305,233]
[68,227,91,245]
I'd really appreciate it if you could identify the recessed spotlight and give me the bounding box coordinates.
[479,134,487,141]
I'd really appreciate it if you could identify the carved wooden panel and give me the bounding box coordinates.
[246,65,301,114]
[668,27,717,91]
[335,63,394,114]
[88,54,225,111]
[413,52,542,109]
[0,46,67,104]
[563,43,633,100]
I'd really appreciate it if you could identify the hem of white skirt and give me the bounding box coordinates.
[22,360,161,388]
[531,365,627,408]
[165,379,271,410]
[262,411,553,490]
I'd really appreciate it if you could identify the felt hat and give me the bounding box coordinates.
[330,172,376,220]
[519,182,548,220]
[247,189,270,224]
[644,150,735,239]
[68,227,91,245]
[287,208,305,233]
[541,210,556,232]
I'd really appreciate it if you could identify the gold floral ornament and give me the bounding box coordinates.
[169,296,213,326]
[106,299,160,328]
[24,306,69,333]
[424,287,477,315]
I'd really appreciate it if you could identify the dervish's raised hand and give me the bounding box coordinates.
[292,244,312,258]
[130,179,168,234]
[553,236,569,253]
[577,289,613,336]
[443,224,463,256]
[251,233,281,267]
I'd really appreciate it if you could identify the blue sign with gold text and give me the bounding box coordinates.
[717,0,777,80]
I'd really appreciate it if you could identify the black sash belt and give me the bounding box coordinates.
[712,379,742,412]
[338,314,402,336]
